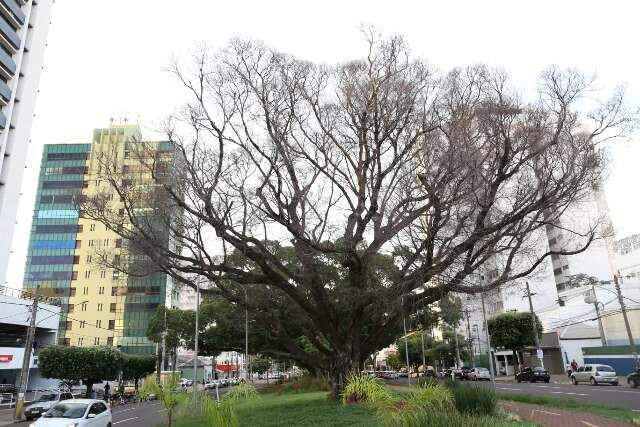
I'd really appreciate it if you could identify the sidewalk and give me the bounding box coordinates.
[499,400,632,427]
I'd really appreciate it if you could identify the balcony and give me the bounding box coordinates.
[0,78,10,104]
[0,111,5,129]
[0,45,15,79]
[0,0,25,27]
[0,14,20,52]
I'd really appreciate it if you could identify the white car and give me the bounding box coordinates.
[468,367,491,381]
[571,364,618,386]
[24,391,74,421]
[30,399,112,427]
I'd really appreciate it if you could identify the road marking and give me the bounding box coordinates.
[581,421,600,427]
[531,409,561,416]
[113,407,137,413]
[113,417,139,425]
[497,387,521,391]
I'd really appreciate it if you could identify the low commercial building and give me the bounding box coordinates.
[0,286,60,391]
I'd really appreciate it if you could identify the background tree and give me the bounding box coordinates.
[488,311,543,373]
[39,346,124,397]
[80,32,634,397]
[122,354,156,391]
[251,355,271,379]
[386,352,403,371]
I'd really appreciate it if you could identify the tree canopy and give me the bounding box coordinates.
[39,346,124,397]
[80,31,634,396]
[488,311,543,352]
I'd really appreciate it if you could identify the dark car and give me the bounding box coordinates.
[627,368,640,388]
[457,366,472,380]
[516,367,550,383]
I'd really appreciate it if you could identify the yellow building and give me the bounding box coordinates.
[23,124,176,354]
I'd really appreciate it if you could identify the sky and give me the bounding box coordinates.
[5,0,640,287]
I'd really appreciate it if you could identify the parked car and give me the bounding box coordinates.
[468,367,491,381]
[24,391,74,421]
[383,371,399,379]
[516,367,550,383]
[30,399,111,427]
[627,368,639,388]
[455,366,471,380]
[571,364,618,386]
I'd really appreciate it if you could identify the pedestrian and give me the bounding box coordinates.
[103,383,110,402]
[571,359,578,373]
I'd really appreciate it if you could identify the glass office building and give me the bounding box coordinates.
[23,125,176,354]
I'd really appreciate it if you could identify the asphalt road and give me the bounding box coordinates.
[387,378,640,411]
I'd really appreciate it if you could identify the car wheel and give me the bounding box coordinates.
[107,423,112,427]
[632,379,639,388]
[571,377,578,385]
[612,382,618,387]
[544,379,550,383]
[590,377,597,386]
[517,378,521,383]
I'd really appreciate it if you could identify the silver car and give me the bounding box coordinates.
[571,364,618,386]
[24,391,74,421]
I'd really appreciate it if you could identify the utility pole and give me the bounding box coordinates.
[463,309,475,368]
[525,281,544,369]
[245,288,249,381]
[193,285,199,401]
[614,274,639,368]
[14,286,40,422]
[453,323,462,369]
[588,281,607,347]
[401,296,411,385]
[420,333,426,375]
[480,291,495,387]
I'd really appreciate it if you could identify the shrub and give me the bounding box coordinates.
[405,383,452,413]
[342,372,393,405]
[449,384,496,416]
[416,375,439,388]
[224,383,259,401]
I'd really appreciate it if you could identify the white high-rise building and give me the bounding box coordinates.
[0,0,53,285]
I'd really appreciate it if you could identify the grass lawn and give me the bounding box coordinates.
[170,391,382,427]
[497,392,640,425]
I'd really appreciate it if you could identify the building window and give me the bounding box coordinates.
[86,255,92,263]
[100,271,106,279]
[115,239,122,248]
[83,286,88,295]
[111,287,117,296]
[108,320,115,330]
[63,338,70,346]
[96,320,102,328]
[81,303,87,312]
[553,267,562,276]
[80,320,86,328]
[77,337,83,345]
[70,288,76,297]
[99,286,104,295]
[103,239,109,246]
[110,303,116,313]
[113,271,119,280]
[107,337,113,346]
[97,303,103,312]
[94,337,100,345]
[90,223,96,231]
[75,240,82,249]
[65,321,72,330]
[72,271,78,281]
[88,240,94,247]
[68,304,74,313]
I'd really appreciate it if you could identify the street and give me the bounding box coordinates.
[491,381,640,411]
[386,378,640,411]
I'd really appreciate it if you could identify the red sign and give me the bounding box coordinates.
[0,355,13,363]
[216,364,238,373]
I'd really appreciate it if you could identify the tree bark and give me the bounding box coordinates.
[328,355,355,400]
[84,379,94,398]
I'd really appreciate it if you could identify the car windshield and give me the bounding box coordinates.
[597,366,614,372]
[478,368,489,372]
[533,367,546,372]
[43,403,87,419]
[35,393,58,402]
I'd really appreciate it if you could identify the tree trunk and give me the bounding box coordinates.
[84,379,94,398]
[156,344,162,382]
[167,409,173,427]
[328,355,354,400]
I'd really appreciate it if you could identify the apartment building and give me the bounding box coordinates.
[0,0,53,285]
[22,124,177,354]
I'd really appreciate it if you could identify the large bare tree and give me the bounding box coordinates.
[81,33,635,396]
